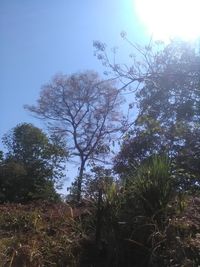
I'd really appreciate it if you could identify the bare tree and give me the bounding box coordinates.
[25,71,123,201]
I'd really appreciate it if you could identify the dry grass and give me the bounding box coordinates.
[0,202,89,267]
[0,197,200,266]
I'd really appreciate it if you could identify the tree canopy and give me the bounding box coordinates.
[0,123,67,203]
[97,40,200,191]
[25,71,123,200]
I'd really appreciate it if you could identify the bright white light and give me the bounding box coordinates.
[135,0,200,41]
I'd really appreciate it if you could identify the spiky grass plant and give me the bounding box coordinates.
[130,155,174,218]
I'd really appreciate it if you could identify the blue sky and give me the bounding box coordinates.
[0,0,148,189]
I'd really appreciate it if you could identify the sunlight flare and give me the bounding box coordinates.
[135,0,200,41]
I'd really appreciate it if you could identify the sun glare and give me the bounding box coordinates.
[135,0,200,41]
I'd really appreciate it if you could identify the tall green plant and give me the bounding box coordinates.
[130,155,173,217]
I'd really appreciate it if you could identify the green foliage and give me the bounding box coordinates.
[83,166,114,199]
[114,40,200,193]
[128,155,173,217]
[0,123,67,203]
[0,151,3,161]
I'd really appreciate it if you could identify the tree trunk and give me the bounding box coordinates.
[77,160,85,202]
[95,187,103,247]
